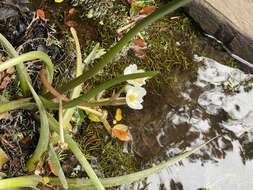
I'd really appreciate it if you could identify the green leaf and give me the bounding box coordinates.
[26,82,50,172]
[63,27,83,128]
[0,98,34,113]
[40,72,157,110]
[48,143,68,189]
[0,51,54,84]
[64,72,157,109]
[48,137,216,189]
[47,113,105,190]
[0,33,30,96]
[0,175,41,189]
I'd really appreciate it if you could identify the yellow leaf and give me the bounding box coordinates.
[42,176,50,184]
[88,113,101,122]
[0,148,9,169]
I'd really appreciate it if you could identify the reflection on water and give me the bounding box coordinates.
[123,55,253,190]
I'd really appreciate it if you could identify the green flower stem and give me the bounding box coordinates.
[41,96,126,110]
[0,98,35,113]
[63,27,83,128]
[77,106,103,117]
[43,0,192,99]
[41,72,156,110]
[46,113,105,190]
[0,51,54,84]
[99,115,112,134]
[0,175,41,189]
[0,33,30,96]
[64,72,157,108]
[47,137,215,189]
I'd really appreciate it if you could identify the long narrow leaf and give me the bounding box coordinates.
[0,51,54,83]
[48,137,215,189]
[43,0,192,98]
[49,143,68,189]
[0,175,41,189]
[0,36,51,171]
[26,82,50,172]
[0,98,34,113]
[0,33,30,96]
[46,113,105,190]
[64,72,157,108]
[40,72,157,110]
[63,27,84,127]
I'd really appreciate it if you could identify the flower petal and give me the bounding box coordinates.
[124,64,138,75]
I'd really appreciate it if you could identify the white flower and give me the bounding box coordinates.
[124,64,147,86]
[126,86,146,110]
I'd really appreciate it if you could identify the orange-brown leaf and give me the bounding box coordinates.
[133,39,146,47]
[48,160,58,176]
[139,5,156,15]
[36,9,46,21]
[112,124,131,141]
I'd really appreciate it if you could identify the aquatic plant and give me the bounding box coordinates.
[0,0,214,189]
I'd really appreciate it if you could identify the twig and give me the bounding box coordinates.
[39,68,69,101]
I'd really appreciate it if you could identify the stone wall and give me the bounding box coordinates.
[186,0,253,65]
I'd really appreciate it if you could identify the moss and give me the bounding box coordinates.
[74,122,135,177]
[87,14,199,94]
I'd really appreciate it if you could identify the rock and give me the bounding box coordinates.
[186,0,253,65]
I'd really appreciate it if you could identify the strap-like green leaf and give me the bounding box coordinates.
[48,143,68,189]
[47,113,105,190]
[48,137,215,189]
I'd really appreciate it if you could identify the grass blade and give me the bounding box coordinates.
[41,72,158,110]
[62,27,83,127]
[64,72,157,108]
[0,36,51,171]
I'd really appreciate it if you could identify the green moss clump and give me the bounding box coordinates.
[74,122,135,177]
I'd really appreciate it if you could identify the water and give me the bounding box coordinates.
[124,55,253,190]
